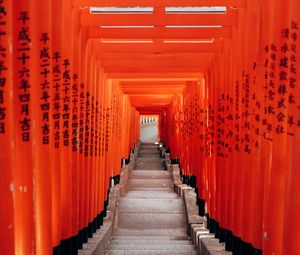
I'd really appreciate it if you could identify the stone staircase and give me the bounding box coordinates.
[104,143,198,255]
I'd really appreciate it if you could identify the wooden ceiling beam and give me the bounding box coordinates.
[88,27,232,39]
[107,73,203,79]
[96,52,215,61]
[93,40,223,53]
[121,80,186,85]
[103,66,208,73]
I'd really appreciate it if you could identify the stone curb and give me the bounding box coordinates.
[167,153,232,255]
[78,142,140,255]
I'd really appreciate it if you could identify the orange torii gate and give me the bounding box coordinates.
[1,0,300,255]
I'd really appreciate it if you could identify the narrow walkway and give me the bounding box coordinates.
[104,143,198,255]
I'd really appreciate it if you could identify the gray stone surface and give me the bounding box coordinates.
[117,212,187,229]
[200,238,231,255]
[121,190,178,199]
[103,143,198,255]
[129,170,171,179]
[105,251,199,255]
[111,228,188,237]
[118,198,184,213]
[109,239,191,245]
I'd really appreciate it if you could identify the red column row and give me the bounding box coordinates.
[0,1,140,255]
[162,0,300,254]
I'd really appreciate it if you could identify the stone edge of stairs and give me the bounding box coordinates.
[164,149,231,255]
[78,142,141,255]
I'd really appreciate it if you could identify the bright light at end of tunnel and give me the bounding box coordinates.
[163,39,215,44]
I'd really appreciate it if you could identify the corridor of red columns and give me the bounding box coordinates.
[1,0,300,255]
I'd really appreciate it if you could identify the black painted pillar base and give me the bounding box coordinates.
[71,235,78,255]
[225,230,233,251]
[53,245,61,255]
[208,217,216,234]
[88,222,93,238]
[232,235,242,255]
[251,247,262,255]
[219,227,226,243]
[190,176,197,188]
[97,212,103,228]
[215,221,220,239]
[197,198,205,216]
[78,229,83,250]
[82,226,88,243]
[205,213,210,229]
[92,217,98,233]
[61,238,72,255]
[241,241,252,255]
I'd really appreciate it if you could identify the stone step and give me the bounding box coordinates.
[121,190,179,199]
[138,154,161,158]
[109,240,192,245]
[111,235,190,241]
[125,187,174,192]
[134,167,163,170]
[118,198,184,213]
[107,244,197,251]
[104,143,198,255]
[112,228,188,236]
[136,158,161,162]
[135,162,162,167]
[140,144,158,148]
[134,164,162,169]
[127,179,173,189]
[129,170,171,179]
[117,212,186,229]
[128,178,173,188]
[139,148,160,152]
[138,152,160,155]
[105,250,198,255]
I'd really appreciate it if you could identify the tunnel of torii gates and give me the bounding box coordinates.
[0,0,300,255]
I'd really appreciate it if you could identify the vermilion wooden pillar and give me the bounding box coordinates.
[51,1,63,253]
[282,0,300,253]
[30,0,53,254]
[0,0,15,254]
[12,1,36,254]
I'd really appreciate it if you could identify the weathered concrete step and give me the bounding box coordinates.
[110,239,192,245]
[112,228,188,236]
[134,163,162,170]
[135,159,162,163]
[140,144,157,146]
[117,212,186,229]
[138,155,161,158]
[107,244,197,251]
[127,179,173,188]
[134,166,163,171]
[134,161,163,167]
[139,149,160,153]
[136,158,162,162]
[126,187,174,192]
[105,250,198,255]
[201,237,231,255]
[111,235,190,241]
[129,170,170,179]
[138,150,160,154]
[118,198,184,213]
[121,190,179,199]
